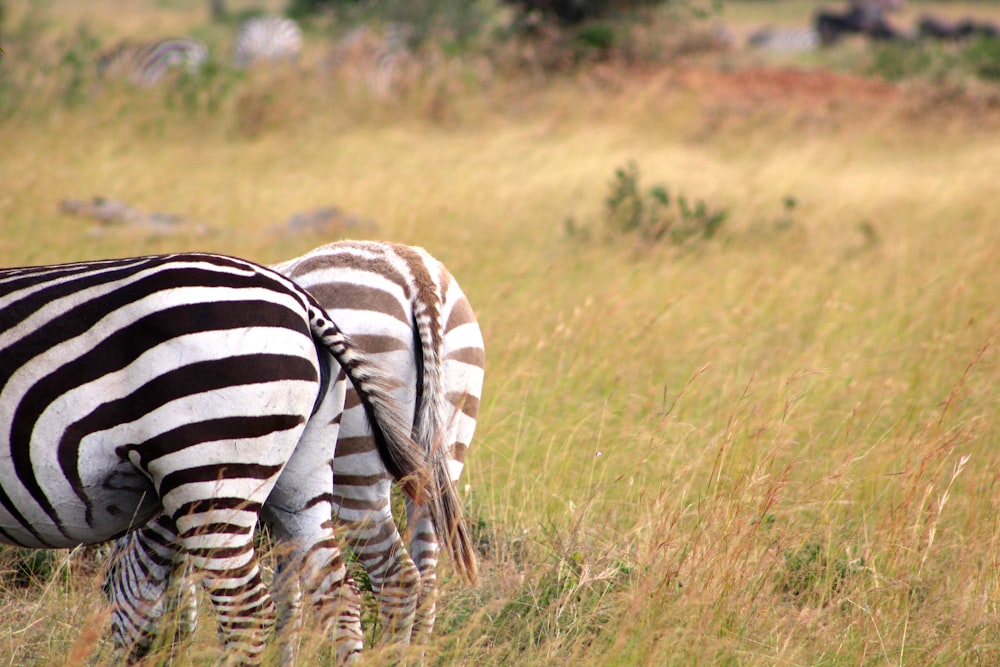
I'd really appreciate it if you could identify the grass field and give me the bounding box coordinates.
[1,1,998,664]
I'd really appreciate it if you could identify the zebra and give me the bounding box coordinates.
[272,240,483,643]
[105,241,485,652]
[97,37,208,86]
[327,24,417,99]
[0,251,457,665]
[367,23,417,99]
[233,16,303,69]
[746,26,821,53]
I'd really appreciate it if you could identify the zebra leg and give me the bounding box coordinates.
[262,372,365,665]
[339,508,420,645]
[265,497,361,664]
[334,399,421,645]
[406,501,440,642]
[104,514,193,662]
[163,493,277,665]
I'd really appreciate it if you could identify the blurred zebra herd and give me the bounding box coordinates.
[96,14,412,95]
[96,3,1000,88]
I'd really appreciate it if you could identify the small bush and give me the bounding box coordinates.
[776,537,864,607]
[867,41,940,83]
[165,57,239,115]
[961,35,1000,81]
[576,21,616,52]
[604,161,727,247]
[56,24,101,108]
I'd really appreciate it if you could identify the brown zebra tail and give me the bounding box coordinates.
[429,449,479,585]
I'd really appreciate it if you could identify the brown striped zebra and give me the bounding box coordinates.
[105,241,484,656]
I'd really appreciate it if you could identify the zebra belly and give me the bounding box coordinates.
[0,451,158,548]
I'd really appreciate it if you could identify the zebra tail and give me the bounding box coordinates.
[432,453,479,585]
[411,289,479,586]
[307,305,431,504]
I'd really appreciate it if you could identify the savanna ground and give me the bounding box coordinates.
[1,0,999,664]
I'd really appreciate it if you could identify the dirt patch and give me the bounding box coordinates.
[668,66,901,112]
[582,58,1000,139]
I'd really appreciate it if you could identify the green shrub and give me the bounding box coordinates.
[576,21,616,52]
[777,537,864,607]
[604,161,728,247]
[867,41,940,83]
[962,35,1000,81]
[165,57,239,115]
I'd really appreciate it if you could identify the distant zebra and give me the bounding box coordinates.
[233,16,303,69]
[106,241,484,651]
[367,23,416,98]
[0,252,445,665]
[328,24,417,98]
[747,26,821,53]
[97,37,208,86]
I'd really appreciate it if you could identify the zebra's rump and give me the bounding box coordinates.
[233,16,303,68]
[0,253,321,549]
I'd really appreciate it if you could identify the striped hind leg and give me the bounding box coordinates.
[104,515,197,662]
[333,427,422,647]
[163,488,277,665]
[338,505,421,645]
[262,374,365,665]
[405,503,440,642]
[264,505,361,666]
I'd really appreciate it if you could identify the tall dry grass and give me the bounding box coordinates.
[1,1,999,664]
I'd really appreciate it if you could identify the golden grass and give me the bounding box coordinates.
[1,1,999,664]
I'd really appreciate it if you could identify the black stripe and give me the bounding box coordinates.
[173,497,264,521]
[179,522,253,539]
[159,463,284,498]
[117,413,308,470]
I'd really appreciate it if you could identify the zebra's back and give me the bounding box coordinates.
[98,36,208,86]
[271,240,484,487]
[233,16,303,68]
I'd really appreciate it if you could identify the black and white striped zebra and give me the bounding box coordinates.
[0,251,444,665]
[232,16,303,69]
[368,23,416,98]
[97,37,208,86]
[327,24,417,98]
[105,241,484,652]
[746,26,821,53]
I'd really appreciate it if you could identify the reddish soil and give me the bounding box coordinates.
[667,66,901,111]
[585,59,1000,135]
